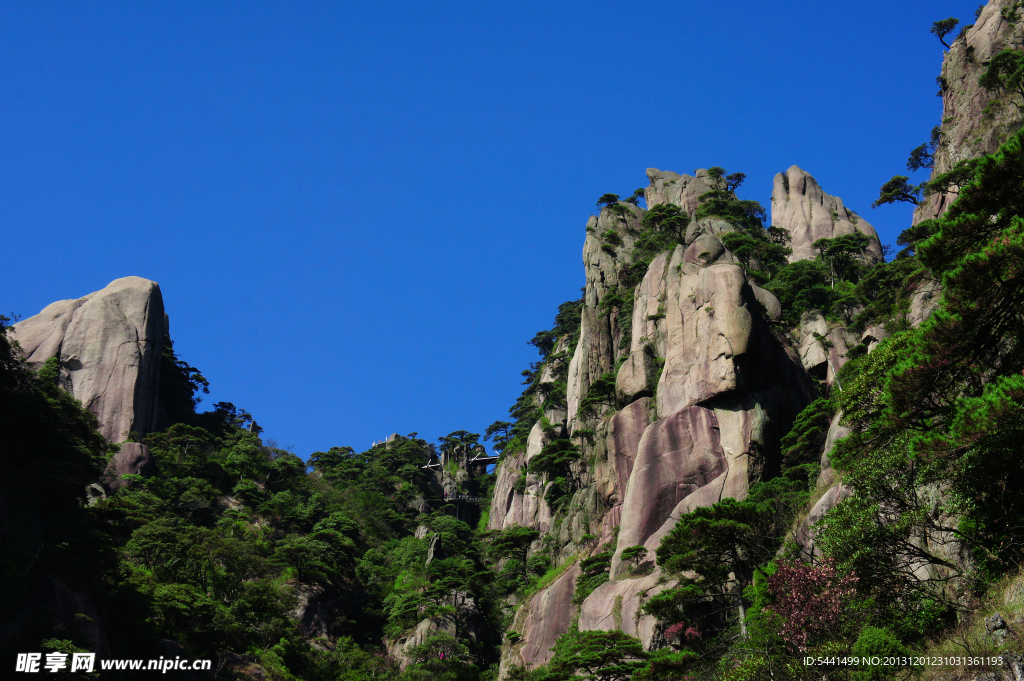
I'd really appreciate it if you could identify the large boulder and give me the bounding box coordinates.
[615,348,657,404]
[102,442,157,489]
[11,277,167,442]
[387,616,456,670]
[771,166,882,265]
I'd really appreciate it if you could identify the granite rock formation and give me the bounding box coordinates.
[771,165,883,265]
[11,277,167,442]
[102,442,157,490]
[493,169,817,670]
[914,0,1024,225]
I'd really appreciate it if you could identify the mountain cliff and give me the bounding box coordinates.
[4,1,1024,679]
[11,276,167,442]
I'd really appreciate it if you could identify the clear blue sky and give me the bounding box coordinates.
[1,1,972,457]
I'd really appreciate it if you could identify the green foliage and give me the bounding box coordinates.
[532,629,649,681]
[762,259,833,324]
[979,49,1024,111]
[576,371,617,421]
[930,17,959,48]
[502,299,584,453]
[0,319,110,640]
[872,175,923,207]
[489,526,540,585]
[573,550,612,604]
[813,231,871,286]
[818,127,1024,644]
[693,191,766,232]
[625,187,645,205]
[596,193,620,208]
[483,420,514,455]
[780,398,834,468]
[619,545,648,570]
[649,475,812,639]
[402,634,480,681]
[718,230,791,283]
[850,627,914,680]
[529,438,581,509]
[158,336,210,427]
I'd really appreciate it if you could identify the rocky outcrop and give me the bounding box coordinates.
[796,312,859,389]
[567,203,644,433]
[915,0,1024,224]
[291,583,353,640]
[861,325,888,353]
[622,244,812,421]
[488,422,555,533]
[508,562,581,671]
[792,483,853,562]
[102,442,157,489]
[387,616,456,669]
[820,414,852,478]
[578,572,675,649]
[11,277,167,442]
[909,277,943,327]
[771,166,882,265]
[613,406,726,562]
[644,168,718,215]
[501,165,822,668]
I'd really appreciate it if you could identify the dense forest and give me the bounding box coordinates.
[3,4,1024,680]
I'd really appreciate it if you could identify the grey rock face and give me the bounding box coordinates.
[684,218,737,246]
[861,325,888,353]
[914,0,1024,225]
[426,533,445,565]
[771,166,882,265]
[644,168,717,215]
[985,612,1009,643]
[820,413,852,477]
[615,347,657,404]
[387,616,457,670]
[909,277,943,327]
[566,203,644,433]
[592,398,651,511]
[750,284,782,321]
[11,277,167,442]
[578,572,674,650]
[796,311,859,389]
[487,421,554,533]
[792,483,852,562]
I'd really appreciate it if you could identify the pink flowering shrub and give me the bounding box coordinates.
[664,621,702,644]
[763,558,858,652]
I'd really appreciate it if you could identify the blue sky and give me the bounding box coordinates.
[1,1,972,457]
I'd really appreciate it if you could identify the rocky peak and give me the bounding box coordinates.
[771,165,883,264]
[914,0,1024,223]
[11,276,167,442]
[644,168,718,215]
